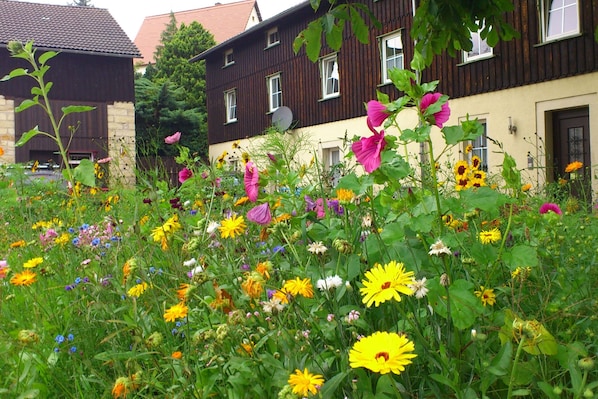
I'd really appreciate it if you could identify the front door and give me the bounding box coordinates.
[552,107,591,200]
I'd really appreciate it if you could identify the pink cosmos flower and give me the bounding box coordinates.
[165,131,181,144]
[352,129,387,173]
[247,203,272,225]
[366,100,390,128]
[421,93,450,128]
[244,161,259,202]
[539,203,562,215]
[178,167,193,183]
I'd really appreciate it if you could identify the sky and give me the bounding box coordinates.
[15,0,306,40]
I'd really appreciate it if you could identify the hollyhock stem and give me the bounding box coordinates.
[426,138,444,236]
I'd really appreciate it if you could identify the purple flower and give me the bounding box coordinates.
[244,162,259,202]
[352,129,387,173]
[305,195,316,212]
[247,203,272,225]
[421,93,451,128]
[327,199,344,216]
[178,168,193,184]
[539,203,562,215]
[366,100,390,128]
[164,131,181,144]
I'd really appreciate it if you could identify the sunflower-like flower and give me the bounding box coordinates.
[360,261,414,307]
[474,286,496,306]
[335,188,355,204]
[283,277,314,298]
[470,155,482,170]
[287,368,325,397]
[349,331,417,374]
[565,161,583,173]
[23,257,43,269]
[479,228,501,244]
[10,270,37,286]
[219,214,247,239]
[163,302,188,322]
[127,282,149,298]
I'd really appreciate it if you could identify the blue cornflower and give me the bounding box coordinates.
[55,335,65,344]
[69,346,77,353]
[104,243,111,248]
[149,267,156,274]
[91,237,100,246]
[74,277,82,285]
[171,328,178,335]
[272,246,285,254]
[67,334,74,341]
[54,347,60,352]
[72,237,80,246]
[68,227,75,233]
[65,284,75,291]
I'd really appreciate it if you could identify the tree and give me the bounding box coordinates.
[294,0,518,66]
[154,12,178,61]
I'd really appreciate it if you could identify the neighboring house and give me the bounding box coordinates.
[194,0,598,192]
[0,0,140,186]
[134,0,261,72]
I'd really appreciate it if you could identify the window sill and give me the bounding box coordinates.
[222,62,235,69]
[319,94,340,102]
[264,42,280,50]
[535,32,583,47]
[224,120,238,125]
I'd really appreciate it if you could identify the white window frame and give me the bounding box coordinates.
[266,27,280,48]
[267,73,282,112]
[380,31,404,84]
[469,121,488,172]
[540,0,580,42]
[463,26,493,62]
[224,48,234,67]
[224,89,237,123]
[320,54,340,99]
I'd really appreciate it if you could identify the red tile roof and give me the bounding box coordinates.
[134,0,260,65]
[0,0,140,57]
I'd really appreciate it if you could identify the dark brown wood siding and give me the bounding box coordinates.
[0,52,135,103]
[204,0,598,145]
[14,99,109,164]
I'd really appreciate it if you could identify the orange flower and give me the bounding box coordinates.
[255,261,272,280]
[176,283,194,302]
[10,270,37,286]
[241,276,263,299]
[171,351,183,359]
[521,183,532,192]
[565,161,583,173]
[10,240,26,248]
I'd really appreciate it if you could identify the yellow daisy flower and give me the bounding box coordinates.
[23,257,43,269]
[127,282,149,298]
[288,368,324,397]
[163,302,189,322]
[565,161,583,173]
[335,188,355,204]
[360,261,414,307]
[219,214,246,239]
[479,228,501,244]
[454,160,469,177]
[10,270,37,286]
[474,286,496,306]
[283,277,314,298]
[349,331,417,374]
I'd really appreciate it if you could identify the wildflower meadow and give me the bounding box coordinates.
[1,43,597,399]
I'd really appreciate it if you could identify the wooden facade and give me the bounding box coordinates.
[1,53,135,164]
[198,0,598,146]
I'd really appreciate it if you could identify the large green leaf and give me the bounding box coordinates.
[503,245,538,270]
[61,105,95,116]
[15,99,38,113]
[73,158,96,187]
[428,278,484,330]
[38,50,58,66]
[16,126,43,147]
[0,67,28,82]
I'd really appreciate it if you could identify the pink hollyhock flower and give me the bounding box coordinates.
[421,93,451,128]
[315,198,326,219]
[352,130,387,173]
[247,203,272,225]
[244,161,259,202]
[165,131,181,144]
[366,100,390,128]
[178,167,193,183]
[539,203,562,215]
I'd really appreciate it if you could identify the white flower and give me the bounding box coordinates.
[188,265,204,277]
[307,241,328,255]
[183,258,197,267]
[316,275,343,291]
[261,297,285,314]
[361,214,372,228]
[206,221,220,234]
[346,309,360,323]
[408,277,429,299]
[428,239,452,256]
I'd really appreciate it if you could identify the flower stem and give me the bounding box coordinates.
[507,337,526,399]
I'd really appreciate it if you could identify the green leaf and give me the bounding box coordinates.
[15,99,38,113]
[349,6,369,44]
[61,105,95,116]
[459,186,509,214]
[430,373,459,392]
[301,19,323,62]
[0,68,29,82]
[503,245,538,270]
[447,279,485,330]
[325,21,344,51]
[502,153,521,189]
[320,370,349,397]
[38,50,58,66]
[73,158,96,187]
[537,381,561,399]
[16,126,42,146]
[442,125,466,145]
[487,340,512,376]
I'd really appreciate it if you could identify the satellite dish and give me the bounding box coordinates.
[272,106,293,131]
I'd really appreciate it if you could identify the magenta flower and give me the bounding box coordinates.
[366,100,390,128]
[247,203,272,225]
[539,203,562,215]
[165,131,181,144]
[352,130,387,173]
[244,161,259,202]
[421,93,450,128]
[178,167,193,183]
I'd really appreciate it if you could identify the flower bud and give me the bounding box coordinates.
[333,238,353,254]
[17,329,40,344]
[578,357,595,371]
[145,332,163,348]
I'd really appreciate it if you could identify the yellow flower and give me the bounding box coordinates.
[10,270,37,286]
[360,261,414,307]
[23,257,43,269]
[455,177,471,191]
[219,214,246,239]
[127,282,149,298]
[521,183,532,192]
[111,377,131,398]
[479,228,501,244]
[335,188,355,204]
[176,283,194,302]
[171,351,183,359]
[164,302,188,322]
[470,155,482,170]
[54,233,70,246]
[288,368,324,397]
[256,261,272,280]
[272,289,290,304]
[241,275,264,299]
[151,214,182,249]
[283,277,314,298]
[465,144,473,153]
[454,160,469,177]
[349,331,417,374]
[565,161,583,173]
[234,196,250,206]
[474,286,496,306]
[232,140,241,149]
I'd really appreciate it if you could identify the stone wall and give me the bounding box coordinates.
[0,95,15,163]
[107,101,136,187]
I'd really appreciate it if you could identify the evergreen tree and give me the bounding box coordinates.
[154,12,178,61]
[68,0,93,6]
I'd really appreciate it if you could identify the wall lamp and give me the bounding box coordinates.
[508,117,517,134]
